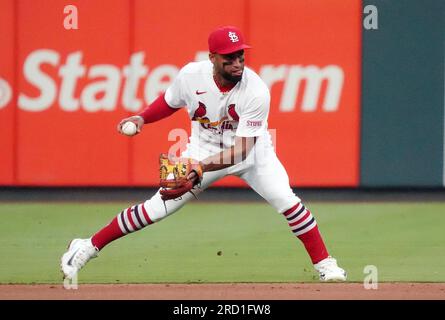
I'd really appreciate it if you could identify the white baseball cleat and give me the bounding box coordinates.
[60,238,98,280]
[314,256,347,282]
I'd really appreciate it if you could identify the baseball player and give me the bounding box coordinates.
[61,26,346,282]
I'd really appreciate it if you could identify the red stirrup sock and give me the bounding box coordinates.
[282,203,329,264]
[91,203,154,250]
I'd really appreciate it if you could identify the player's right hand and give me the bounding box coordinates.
[117,116,144,135]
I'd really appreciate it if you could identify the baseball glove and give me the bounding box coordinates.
[159,153,203,201]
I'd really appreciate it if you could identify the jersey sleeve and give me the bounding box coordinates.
[235,92,270,137]
[164,66,187,108]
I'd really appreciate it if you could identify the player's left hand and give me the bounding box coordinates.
[159,154,203,201]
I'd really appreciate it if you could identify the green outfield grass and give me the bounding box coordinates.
[0,201,444,284]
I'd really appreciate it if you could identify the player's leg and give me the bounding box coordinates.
[89,190,196,251]
[90,186,206,251]
[60,169,226,280]
[239,147,346,281]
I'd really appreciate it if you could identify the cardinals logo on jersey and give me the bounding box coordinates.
[227,104,239,121]
[192,101,207,120]
[191,101,238,134]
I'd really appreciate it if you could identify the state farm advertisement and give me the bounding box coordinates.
[0,0,361,187]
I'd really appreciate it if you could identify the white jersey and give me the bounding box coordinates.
[165,60,271,160]
[145,62,301,221]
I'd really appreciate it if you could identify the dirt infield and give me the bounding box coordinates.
[0,283,444,300]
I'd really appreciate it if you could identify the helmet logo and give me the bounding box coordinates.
[228,31,239,43]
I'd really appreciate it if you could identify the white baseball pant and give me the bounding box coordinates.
[144,141,300,222]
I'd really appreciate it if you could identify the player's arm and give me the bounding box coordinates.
[117,93,180,135]
[201,136,257,172]
[118,63,188,136]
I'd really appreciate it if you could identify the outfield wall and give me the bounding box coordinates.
[361,0,445,187]
[0,0,443,188]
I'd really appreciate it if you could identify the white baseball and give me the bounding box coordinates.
[121,121,137,136]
